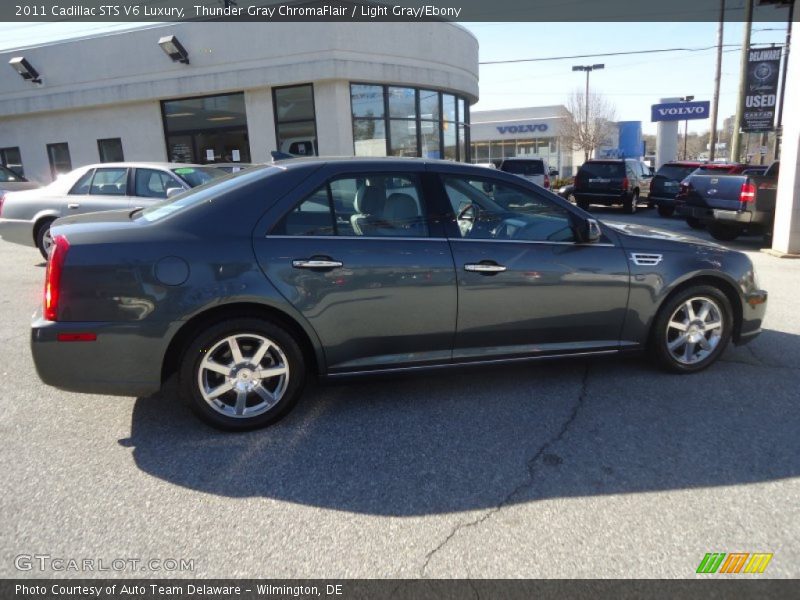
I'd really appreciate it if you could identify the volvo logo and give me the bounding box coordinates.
[496,123,549,134]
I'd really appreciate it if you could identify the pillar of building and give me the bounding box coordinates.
[771,7,800,256]
[655,97,680,169]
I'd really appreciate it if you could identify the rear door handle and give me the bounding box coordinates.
[67,203,80,209]
[292,259,343,269]
[464,263,507,274]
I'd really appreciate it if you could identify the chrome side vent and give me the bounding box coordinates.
[630,253,663,266]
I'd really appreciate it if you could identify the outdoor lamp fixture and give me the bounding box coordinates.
[9,56,42,84]
[572,64,605,135]
[680,95,696,160]
[158,35,190,64]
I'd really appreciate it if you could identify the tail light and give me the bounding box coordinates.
[0,192,5,217]
[44,235,69,321]
[543,174,550,189]
[740,182,756,203]
[622,177,629,191]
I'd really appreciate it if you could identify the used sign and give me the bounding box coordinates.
[742,47,781,133]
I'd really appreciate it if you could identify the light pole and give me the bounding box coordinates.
[572,64,604,160]
[680,95,695,160]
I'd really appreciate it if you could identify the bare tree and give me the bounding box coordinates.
[561,89,617,162]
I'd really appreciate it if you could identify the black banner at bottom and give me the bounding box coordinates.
[2,579,797,600]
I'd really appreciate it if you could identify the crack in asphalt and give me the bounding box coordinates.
[420,363,591,577]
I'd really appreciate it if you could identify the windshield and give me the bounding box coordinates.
[171,166,228,188]
[501,160,544,176]
[578,162,624,177]
[656,165,699,181]
[139,166,281,223]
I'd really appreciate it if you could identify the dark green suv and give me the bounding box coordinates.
[573,158,653,214]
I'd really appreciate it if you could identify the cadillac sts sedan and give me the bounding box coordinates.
[0,162,226,258]
[31,158,767,430]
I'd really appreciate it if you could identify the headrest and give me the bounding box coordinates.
[354,185,385,215]
[384,193,418,221]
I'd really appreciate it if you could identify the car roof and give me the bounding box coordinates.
[499,157,544,162]
[77,162,212,170]
[663,161,705,167]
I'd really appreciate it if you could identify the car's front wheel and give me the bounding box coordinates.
[179,318,306,430]
[651,285,732,373]
[623,192,638,214]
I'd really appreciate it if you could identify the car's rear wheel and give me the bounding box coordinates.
[35,219,55,259]
[685,217,705,230]
[657,205,675,218]
[651,285,732,373]
[178,318,306,430]
[576,198,590,210]
[623,192,638,214]
[707,223,743,241]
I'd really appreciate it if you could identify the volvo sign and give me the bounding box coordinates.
[496,123,549,134]
[651,101,710,122]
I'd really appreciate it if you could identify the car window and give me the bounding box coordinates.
[578,162,625,178]
[90,168,127,196]
[501,160,544,176]
[68,169,95,195]
[171,166,227,188]
[134,169,181,199]
[272,174,428,238]
[442,175,575,242]
[0,165,22,182]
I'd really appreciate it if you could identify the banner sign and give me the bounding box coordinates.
[651,101,710,122]
[742,47,781,132]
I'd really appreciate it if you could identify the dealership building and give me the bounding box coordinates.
[0,21,477,184]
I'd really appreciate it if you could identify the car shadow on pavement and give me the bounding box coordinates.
[123,329,800,516]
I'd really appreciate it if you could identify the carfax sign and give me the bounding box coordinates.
[742,47,781,132]
[651,101,710,122]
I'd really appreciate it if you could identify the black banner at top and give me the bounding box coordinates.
[0,0,797,22]
[742,46,782,132]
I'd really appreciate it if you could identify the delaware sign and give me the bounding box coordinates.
[651,101,710,122]
[742,47,781,132]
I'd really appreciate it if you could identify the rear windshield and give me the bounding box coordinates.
[139,166,282,223]
[578,162,624,177]
[693,165,737,175]
[501,160,544,176]
[0,165,26,182]
[655,165,699,181]
[171,166,228,188]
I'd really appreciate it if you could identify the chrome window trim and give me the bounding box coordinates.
[265,235,616,247]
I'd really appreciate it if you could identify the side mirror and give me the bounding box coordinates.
[549,168,559,176]
[165,187,183,198]
[573,216,601,243]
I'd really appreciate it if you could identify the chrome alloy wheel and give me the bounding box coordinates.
[197,334,289,418]
[42,229,54,256]
[665,296,724,365]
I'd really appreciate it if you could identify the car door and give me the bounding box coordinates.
[63,167,131,215]
[254,165,457,373]
[435,169,630,360]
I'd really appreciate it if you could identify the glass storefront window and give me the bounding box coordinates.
[351,84,385,119]
[353,118,387,157]
[273,84,318,157]
[351,84,469,162]
[162,92,251,164]
[388,87,417,119]
[389,119,418,157]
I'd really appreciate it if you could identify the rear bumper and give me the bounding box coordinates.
[31,311,173,397]
[573,192,627,205]
[0,217,35,246]
[677,206,753,224]
[650,194,678,208]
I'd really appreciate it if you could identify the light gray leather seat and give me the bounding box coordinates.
[383,193,425,236]
[350,185,386,236]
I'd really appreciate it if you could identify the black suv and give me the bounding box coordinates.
[573,159,652,214]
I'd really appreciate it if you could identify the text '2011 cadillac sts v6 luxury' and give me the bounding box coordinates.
[31,158,767,430]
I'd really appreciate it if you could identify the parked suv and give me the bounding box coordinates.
[498,157,554,189]
[650,161,704,217]
[573,158,652,214]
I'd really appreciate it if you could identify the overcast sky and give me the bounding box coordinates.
[0,20,790,135]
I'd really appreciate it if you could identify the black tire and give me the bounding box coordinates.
[623,192,638,214]
[657,205,675,218]
[707,223,743,242]
[576,198,590,211]
[35,219,55,259]
[685,217,705,230]
[178,318,307,431]
[650,285,733,374]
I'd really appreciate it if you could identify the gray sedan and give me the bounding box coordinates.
[30,158,767,431]
[0,162,226,257]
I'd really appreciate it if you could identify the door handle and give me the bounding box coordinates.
[464,263,507,273]
[67,203,80,209]
[292,259,343,269]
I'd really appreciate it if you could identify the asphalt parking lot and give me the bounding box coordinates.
[1,206,798,579]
